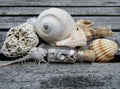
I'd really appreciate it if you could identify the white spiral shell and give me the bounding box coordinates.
[89,39,118,62]
[34,8,87,48]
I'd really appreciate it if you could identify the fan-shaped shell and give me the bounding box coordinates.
[89,39,118,62]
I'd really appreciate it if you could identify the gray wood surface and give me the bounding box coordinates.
[0,16,120,30]
[0,32,6,49]
[0,63,120,88]
[0,7,120,16]
[0,0,120,88]
[0,0,120,6]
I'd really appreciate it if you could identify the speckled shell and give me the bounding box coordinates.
[34,8,76,46]
[2,23,39,57]
[89,39,118,62]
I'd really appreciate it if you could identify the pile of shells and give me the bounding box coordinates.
[1,8,118,64]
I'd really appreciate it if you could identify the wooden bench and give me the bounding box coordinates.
[0,0,120,88]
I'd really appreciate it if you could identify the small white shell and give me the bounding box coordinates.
[34,8,87,48]
[89,39,118,62]
[2,23,39,57]
[29,47,47,62]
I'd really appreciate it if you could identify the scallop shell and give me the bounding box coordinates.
[34,8,87,48]
[89,39,118,62]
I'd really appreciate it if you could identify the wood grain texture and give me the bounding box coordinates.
[0,32,6,49]
[0,7,120,16]
[0,0,120,6]
[0,0,120,88]
[0,63,120,88]
[0,16,120,30]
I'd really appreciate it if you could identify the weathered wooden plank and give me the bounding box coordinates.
[0,63,120,88]
[0,7,120,16]
[0,16,120,30]
[74,17,120,30]
[0,32,6,49]
[0,0,120,6]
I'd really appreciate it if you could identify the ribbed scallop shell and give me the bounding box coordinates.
[89,39,118,62]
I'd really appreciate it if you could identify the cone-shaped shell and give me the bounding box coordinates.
[89,39,118,62]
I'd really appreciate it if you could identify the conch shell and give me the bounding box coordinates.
[89,39,118,62]
[1,23,39,57]
[34,8,87,48]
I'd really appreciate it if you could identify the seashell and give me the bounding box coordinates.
[0,47,47,67]
[76,20,93,30]
[34,8,87,48]
[89,39,118,62]
[76,20,113,41]
[0,45,96,66]
[26,17,37,26]
[1,23,39,57]
[76,20,94,41]
[93,27,113,37]
[56,29,87,48]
